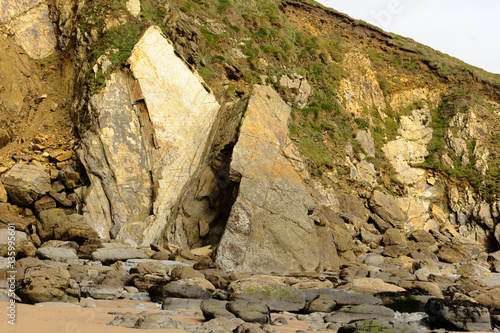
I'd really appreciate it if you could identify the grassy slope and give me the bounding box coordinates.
[78,0,500,200]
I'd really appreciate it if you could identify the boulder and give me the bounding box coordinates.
[173,278,216,293]
[149,280,211,302]
[16,239,37,258]
[304,295,337,313]
[121,26,220,245]
[130,273,171,292]
[36,247,78,263]
[38,209,98,243]
[340,266,369,282]
[338,319,426,333]
[227,279,306,312]
[96,270,128,287]
[16,265,74,304]
[203,269,230,290]
[57,166,81,190]
[200,300,236,320]
[41,240,79,250]
[0,212,34,232]
[375,292,433,313]
[162,298,202,311]
[469,286,500,308]
[129,261,169,275]
[201,317,244,333]
[489,250,500,273]
[398,281,443,299]
[61,225,99,244]
[108,312,200,330]
[170,265,205,280]
[4,3,57,59]
[80,285,123,300]
[34,195,57,212]
[49,190,73,207]
[425,298,491,331]
[382,228,408,247]
[91,248,148,264]
[226,300,270,324]
[369,191,405,228]
[1,164,51,205]
[303,289,382,306]
[350,278,405,295]
[0,229,36,258]
[232,322,267,333]
[436,242,468,263]
[0,180,7,202]
[325,304,395,323]
[292,280,334,290]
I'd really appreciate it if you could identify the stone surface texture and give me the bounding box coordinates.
[126,26,220,245]
[216,85,338,274]
[80,72,152,239]
[1,0,57,59]
[1,164,51,205]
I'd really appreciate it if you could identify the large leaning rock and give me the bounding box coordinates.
[1,164,51,205]
[216,85,339,273]
[127,26,220,246]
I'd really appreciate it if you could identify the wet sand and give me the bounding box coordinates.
[0,297,321,333]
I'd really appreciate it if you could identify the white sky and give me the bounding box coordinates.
[316,0,500,74]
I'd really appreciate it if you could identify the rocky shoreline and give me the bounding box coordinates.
[1,135,500,332]
[2,231,500,332]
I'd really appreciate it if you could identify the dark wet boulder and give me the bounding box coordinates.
[425,298,491,331]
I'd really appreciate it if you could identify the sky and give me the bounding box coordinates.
[316,0,500,74]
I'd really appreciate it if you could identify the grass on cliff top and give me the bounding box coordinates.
[82,0,171,93]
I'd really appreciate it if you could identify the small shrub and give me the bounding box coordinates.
[354,118,369,129]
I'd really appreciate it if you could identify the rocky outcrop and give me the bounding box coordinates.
[79,71,152,239]
[77,26,220,245]
[216,85,340,274]
[126,26,220,246]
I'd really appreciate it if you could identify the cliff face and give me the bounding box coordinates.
[0,0,499,274]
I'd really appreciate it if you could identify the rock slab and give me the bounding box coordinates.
[216,85,338,274]
[126,26,220,245]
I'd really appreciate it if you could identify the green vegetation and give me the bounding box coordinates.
[420,91,500,200]
[74,0,500,200]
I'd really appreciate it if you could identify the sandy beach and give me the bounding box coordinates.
[0,297,322,333]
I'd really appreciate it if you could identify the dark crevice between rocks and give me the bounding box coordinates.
[205,98,249,250]
[157,97,248,253]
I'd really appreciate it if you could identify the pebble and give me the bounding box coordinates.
[124,303,159,310]
[84,303,97,308]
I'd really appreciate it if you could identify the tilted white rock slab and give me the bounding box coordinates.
[127,26,220,245]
